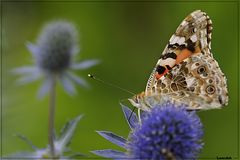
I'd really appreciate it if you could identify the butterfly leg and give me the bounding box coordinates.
[138,108,142,125]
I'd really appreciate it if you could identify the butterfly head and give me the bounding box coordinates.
[128,92,147,110]
[128,95,141,108]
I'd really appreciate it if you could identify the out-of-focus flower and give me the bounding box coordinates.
[13,21,99,97]
[92,103,204,160]
[8,115,84,159]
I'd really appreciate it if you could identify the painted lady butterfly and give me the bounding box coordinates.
[128,10,228,111]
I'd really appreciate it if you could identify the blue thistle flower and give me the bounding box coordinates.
[92,103,203,160]
[13,21,99,97]
[128,103,203,160]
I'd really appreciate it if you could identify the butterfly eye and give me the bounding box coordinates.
[135,96,139,103]
[197,66,206,74]
[206,85,215,94]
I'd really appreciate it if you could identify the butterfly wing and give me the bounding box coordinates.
[145,10,228,109]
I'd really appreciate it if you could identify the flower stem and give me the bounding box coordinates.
[48,75,57,158]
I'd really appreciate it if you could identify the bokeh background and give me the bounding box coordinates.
[1,1,239,159]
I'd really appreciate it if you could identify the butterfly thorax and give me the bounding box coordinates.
[128,91,167,112]
[128,92,150,111]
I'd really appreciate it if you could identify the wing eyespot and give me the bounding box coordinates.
[206,85,215,94]
[197,66,207,74]
[208,79,213,84]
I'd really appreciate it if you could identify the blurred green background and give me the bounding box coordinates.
[1,1,239,159]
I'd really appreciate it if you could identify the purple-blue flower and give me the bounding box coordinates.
[128,103,203,160]
[92,103,203,160]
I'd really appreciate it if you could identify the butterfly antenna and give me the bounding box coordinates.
[88,74,135,95]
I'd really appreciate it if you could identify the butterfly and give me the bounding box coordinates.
[128,10,228,111]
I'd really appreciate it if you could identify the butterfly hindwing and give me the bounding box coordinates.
[156,54,228,109]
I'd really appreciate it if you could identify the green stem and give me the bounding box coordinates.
[49,75,56,158]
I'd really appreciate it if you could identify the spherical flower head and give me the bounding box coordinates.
[13,20,99,97]
[128,103,204,160]
[35,21,78,73]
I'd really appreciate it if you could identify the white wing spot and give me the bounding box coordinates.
[178,37,186,44]
[190,34,198,42]
[159,58,176,67]
[169,35,176,43]
[170,36,185,45]
[181,20,188,26]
